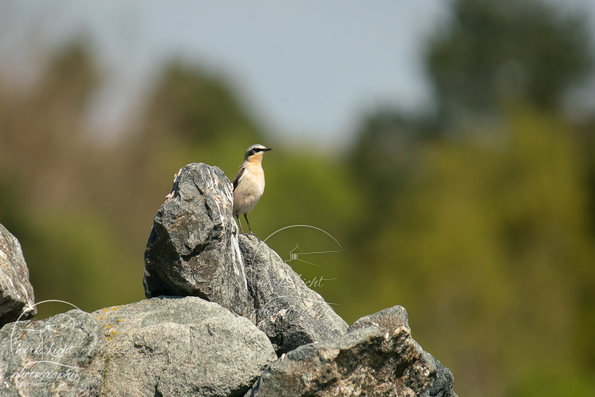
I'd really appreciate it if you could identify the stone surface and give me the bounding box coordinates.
[144,163,252,318]
[240,234,348,355]
[245,306,457,397]
[0,223,37,326]
[92,296,277,397]
[143,163,349,355]
[0,309,105,396]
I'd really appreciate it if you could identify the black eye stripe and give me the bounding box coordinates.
[247,146,269,157]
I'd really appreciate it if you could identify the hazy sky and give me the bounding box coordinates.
[2,0,594,148]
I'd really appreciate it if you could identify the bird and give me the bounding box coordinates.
[233,144,272,235]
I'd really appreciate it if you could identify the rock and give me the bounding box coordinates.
[240,234,348,355]
[93,296,277,397]
[144,163,252,318]
[143,163,349,355]
[0,295,278,397]
[0,223,37,326]
[245,306,457,397]
[0,309,105,396]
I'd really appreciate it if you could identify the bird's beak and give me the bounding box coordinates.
[264,148,272,152]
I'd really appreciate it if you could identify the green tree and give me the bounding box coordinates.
[135,61,262,173]
[427,0,593,123]
[357,105,595,396]
[350,0,594,252]
[350,0,594,212]
[348,111,438,242]
[0,42,150,317]
[347,0,595,395]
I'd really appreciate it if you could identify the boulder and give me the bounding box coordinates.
[0,223,37,326]
[0,309,105,397]
[92,296,277,397]
[245,306,457,397]
[143,163,349,355]
[143,163,252,318]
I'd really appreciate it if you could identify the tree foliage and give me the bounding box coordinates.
[346,0,595,395]
[356,106,595,396]
[427,0,593,122]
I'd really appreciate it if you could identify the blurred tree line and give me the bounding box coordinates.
[0,0,594,396]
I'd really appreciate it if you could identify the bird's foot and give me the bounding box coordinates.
[249,232,261,241]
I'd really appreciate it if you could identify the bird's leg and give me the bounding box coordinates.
[236,215,245,234]
[244,213,255,235]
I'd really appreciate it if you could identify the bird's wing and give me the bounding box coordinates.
[233,166,245,192]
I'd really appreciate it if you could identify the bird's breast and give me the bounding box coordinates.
[232,165,265,215]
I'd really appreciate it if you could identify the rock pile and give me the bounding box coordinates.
[248,306,455,397]
[0,163,457,397]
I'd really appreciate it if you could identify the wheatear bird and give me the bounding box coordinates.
[233,144,272,235]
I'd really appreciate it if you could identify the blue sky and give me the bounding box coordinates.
[1,0,594,148]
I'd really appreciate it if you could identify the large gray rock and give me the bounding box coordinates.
[92,296,277,397]
[240,234,348,355]
[143,163,348,355]
[144,163,252,318]
[0,309,105,396]
[0,223,37,326]
[245,306,457,397]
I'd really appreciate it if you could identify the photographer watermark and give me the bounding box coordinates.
[7,300,88,388]
[247,224,343,320]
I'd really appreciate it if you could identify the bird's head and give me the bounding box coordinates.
[244,144,272,164]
